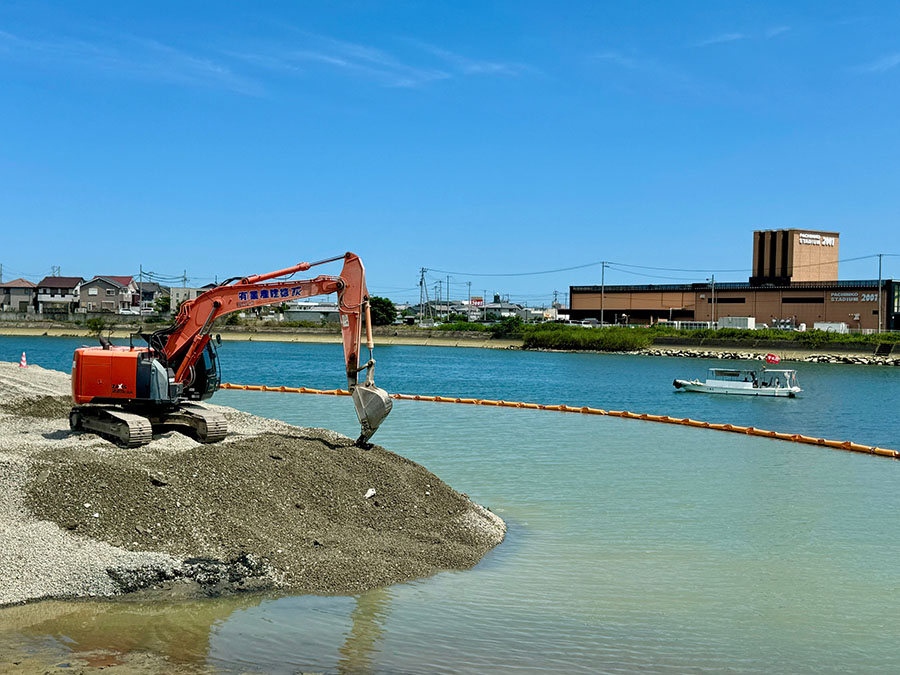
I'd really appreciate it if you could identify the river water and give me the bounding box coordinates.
[1,336,899,673]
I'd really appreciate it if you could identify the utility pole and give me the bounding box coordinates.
[139,264,144,314]
[877,253,883,333]
[483,288,487,321]
[600,261,607,326]
[710,274,717,327]
[419,268,426,323]
[419,268,433,322]
[446,274,450,318]
[0,263,3,283]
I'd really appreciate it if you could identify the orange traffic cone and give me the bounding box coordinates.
[19,352,27,368]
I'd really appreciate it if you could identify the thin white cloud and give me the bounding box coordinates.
[692,32,745,47]
[594,51,645,70]
[408,40,528,77]
[233,33,532,89]
[0,24,531,94]
[591,49,740,103]
[851,52,900,73]
[765,26,791,38]
[230,34,450,88]
[0,29,262,95]
[592,50,698,93]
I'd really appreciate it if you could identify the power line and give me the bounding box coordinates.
[427,252,897,279]
[605,265,701,282]
[608,253,884,274]
[425,260,606,277]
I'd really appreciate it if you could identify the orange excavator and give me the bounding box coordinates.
[69,252,392,447]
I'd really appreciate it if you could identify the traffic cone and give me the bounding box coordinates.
[19,352,27,368]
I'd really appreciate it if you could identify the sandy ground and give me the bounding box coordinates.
[0,361,505,608]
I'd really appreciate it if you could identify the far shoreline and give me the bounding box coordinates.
[0,325,520,349]
[1,325,894,364]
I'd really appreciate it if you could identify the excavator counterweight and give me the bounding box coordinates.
[70,252,392,447]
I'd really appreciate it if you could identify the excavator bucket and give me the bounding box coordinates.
[352,382,393,446]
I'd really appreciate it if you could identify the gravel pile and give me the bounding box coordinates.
[0,361,505,606]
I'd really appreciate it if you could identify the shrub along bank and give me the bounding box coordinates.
[522,325,652,351]
[521,324,899,352]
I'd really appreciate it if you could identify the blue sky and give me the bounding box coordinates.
[1,1,898,306]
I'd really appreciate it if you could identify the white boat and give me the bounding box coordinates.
[673,367,802,397]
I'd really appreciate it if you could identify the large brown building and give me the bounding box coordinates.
[570,229,899,331]
[750,229,839,284]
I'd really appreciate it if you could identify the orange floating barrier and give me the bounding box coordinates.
[218,383,897,460]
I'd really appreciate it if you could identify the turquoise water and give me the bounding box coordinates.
[2,336,900,673]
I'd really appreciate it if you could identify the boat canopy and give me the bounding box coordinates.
[707,368,756,379]
[706,367,800,387]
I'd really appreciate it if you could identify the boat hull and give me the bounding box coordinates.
[673,379,800,397]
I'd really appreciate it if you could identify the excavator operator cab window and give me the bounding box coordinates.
[183,341,221,401]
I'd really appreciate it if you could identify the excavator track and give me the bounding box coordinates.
[70,406,154,448]
[151,403,228,444]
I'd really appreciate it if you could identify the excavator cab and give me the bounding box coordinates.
[183,341,221,401]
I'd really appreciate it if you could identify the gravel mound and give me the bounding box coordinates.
[0,362,505,606]
[1,395,72,420]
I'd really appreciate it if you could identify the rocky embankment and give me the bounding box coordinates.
[639,348,900,366]
[0,362,505,607]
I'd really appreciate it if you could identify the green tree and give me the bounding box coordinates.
[85,317,107,335]
[489,315,524,337]
[368,296,397,326]
[154,295,171,314]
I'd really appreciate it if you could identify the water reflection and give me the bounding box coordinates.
[0,594,263,669]
[338,588,390,674]
[0,588,394,673]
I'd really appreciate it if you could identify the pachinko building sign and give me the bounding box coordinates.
[798,232,836,246]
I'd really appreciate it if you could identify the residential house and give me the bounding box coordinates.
[483,294,522,319]
[78,276,138,313]
[136,282,170,312]
[516,306,547,323]
[35,276,84,316]
[0,278,37,313]
[170,287,208,312]
[284,301,341,323]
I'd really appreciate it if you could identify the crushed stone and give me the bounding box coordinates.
[0,361,505,606]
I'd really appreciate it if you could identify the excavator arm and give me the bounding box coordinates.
[157,252,391,445]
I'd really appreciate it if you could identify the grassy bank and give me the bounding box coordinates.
[522,324,652,351]
[520,324,899,352]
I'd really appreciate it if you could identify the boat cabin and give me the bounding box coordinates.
[757,369,799,390]
[706,368,799,390]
